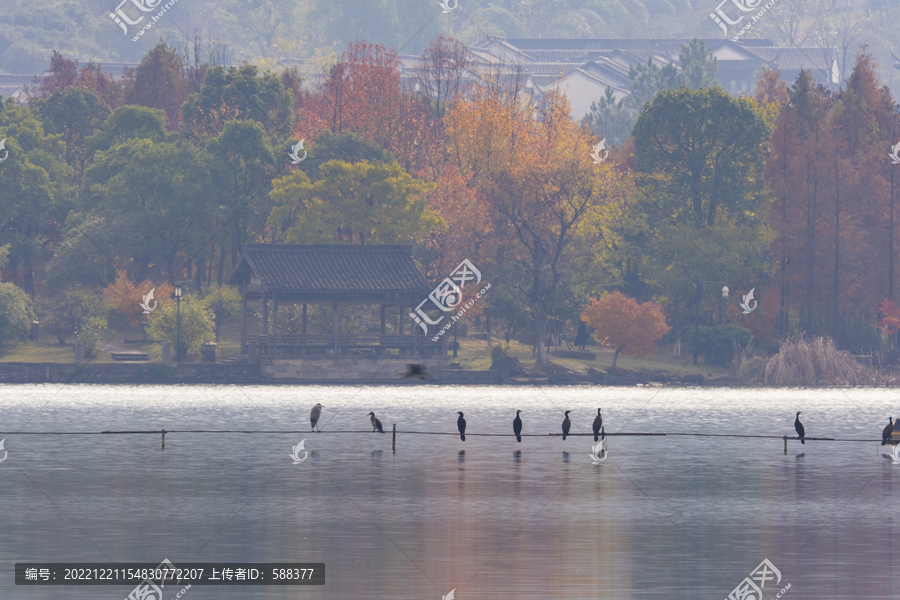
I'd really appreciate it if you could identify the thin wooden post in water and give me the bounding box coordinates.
[162,429,166,450]
[392,423,396,452]
[784,435,787,455]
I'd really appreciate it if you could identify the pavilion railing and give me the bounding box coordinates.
[245,333,441,355]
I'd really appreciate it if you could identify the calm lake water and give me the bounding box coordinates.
[2,384,900,599]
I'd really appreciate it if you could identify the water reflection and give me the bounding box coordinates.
[1,384,899,599]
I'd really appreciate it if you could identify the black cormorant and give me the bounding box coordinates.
[457,411,466,441]
[592,408,603,442]
[562,410,572,441]
[310,403,324,432]
[368,411,384,433]
[513,409,523,442]
[882,417,894,446]
[794,411,805,444]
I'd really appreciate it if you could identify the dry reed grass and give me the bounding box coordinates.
[738,335,876,386]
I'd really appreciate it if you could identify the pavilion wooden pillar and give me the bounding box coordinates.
[262,292,269,342]
[301,303,307,355]
[332,301,339,355]
[241,286,247,352]
[380,305,386,334]
[272,292,279,355]
[398,306,404,335]
[412,303,419,356]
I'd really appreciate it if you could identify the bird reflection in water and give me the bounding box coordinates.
[513,450,522,462]
[458,450,465,463]
[562,451,570,464]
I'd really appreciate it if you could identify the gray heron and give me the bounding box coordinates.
[310,403,324,432]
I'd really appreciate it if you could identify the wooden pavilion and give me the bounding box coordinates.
[226,244,441,357]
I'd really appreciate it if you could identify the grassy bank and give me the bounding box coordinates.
[444,337,729,377]
[1,311,728,377]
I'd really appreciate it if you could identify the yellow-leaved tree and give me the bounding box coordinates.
[581,291,670,370]
[446,86,631,365]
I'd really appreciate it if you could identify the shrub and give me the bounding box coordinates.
[697,324,752,366]
[145,295,214,357]
[203,285,241,341]
[76,316,108,359]
[0,282,35,346]
[491,344,509,362]
[42,287,110,344]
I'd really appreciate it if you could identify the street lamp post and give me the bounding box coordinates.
[693,280,730,365]
[720,286,729,326]
[175,283,182,362]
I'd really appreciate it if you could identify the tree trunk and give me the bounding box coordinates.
[672,301,681,357]
[217,244,226,287]
[207,242,215,288]
[805,157,817,331]
[832,155,840,338]
[611,344,626,370]
[534,311,549,366]
[193,258,202,293]
[231,222,242,271]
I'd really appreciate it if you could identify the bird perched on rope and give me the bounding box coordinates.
[561,410,572,441]
[513,409,523,443]
[882,417,894,446]
[310,403,324,432]
[592,408,603,442]
[794,411,805,444]
[457,411,466,441]
[399,364,429,380]
[368,411,384,433]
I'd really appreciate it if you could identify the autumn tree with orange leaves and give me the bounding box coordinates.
[299,41,440,175]
[447,87,630,365]
[765,53,898,344]
[581,292,670,370]
[102,270,173,340]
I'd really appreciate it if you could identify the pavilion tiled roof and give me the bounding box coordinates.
[227,244,431,298]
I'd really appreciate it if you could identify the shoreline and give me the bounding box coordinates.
[0,361,884,387]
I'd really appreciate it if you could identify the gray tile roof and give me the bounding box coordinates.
[746,47,836,71]
[227,244,431,298]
